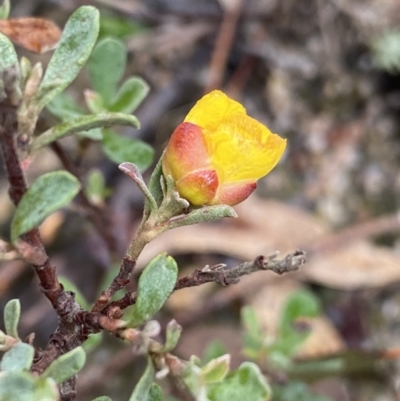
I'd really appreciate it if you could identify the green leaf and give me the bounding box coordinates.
[88,37,126,102]
[0,343,34,372]
[33,377,59,401]
[11,171,80,242]
[82,332,103,354]
[207,362,271,401]
[84,90,106,113]
[0,0,10,20]
[241,307,264,359]
[148,383,163,401]
[128,253,178,327]
[4,299,20,338]
[99,13,148,39]
[59,276,90,310]
[102,129,154,171]
[165,205,237,230]
[85,169,110,203]
[272,381,333,401]
[163,320,182,352]
[201,354,230,384]
[46,92,84,122]
[0,33,18,72]
[129,357,155,401]
[271,290,320,357]
[0,372,35,401]
[35,6,100,111]
[109,76,149,114]
[91,397,113,401]
[202,340,227,364]
[144,153,165,216]
[32,112,140,151]
[79,128,104,141]
[41,347,86,384]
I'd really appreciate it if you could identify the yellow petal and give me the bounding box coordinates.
[205,113,287,182]
[184,90,245,133]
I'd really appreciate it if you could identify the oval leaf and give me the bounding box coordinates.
[91,397,113,401]
[0,343,34,372]
[271,289,321,357]
[35,6,100,110]
[11,171,80,242]
[4,299,20,338]
[31,112,140,151]
[88,37,126,102]
[202,355,230,384]
[129,357,155,401]
[207,362,271,401]
[128,253,177,327]
[0,372,35,401]
[33,377,59,401]
[148,383,163,401]
[0,32,18,72]
[41,346,86,384]
[0,0,10,20]
[109,76,149,114]
[102,129,154,171]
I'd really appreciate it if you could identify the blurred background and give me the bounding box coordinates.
[1,0,400,400]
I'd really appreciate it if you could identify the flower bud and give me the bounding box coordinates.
[162,90,286,206]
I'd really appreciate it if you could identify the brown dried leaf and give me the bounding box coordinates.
[0,18,61,53]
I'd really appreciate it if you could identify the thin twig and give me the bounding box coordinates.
[91,256,136,312]
[104,250,306,313]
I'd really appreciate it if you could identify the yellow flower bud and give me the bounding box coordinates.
[162,90,286,206]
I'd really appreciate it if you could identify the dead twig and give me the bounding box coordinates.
[105,250,306,313]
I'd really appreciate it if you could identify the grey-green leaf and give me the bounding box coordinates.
[0,0,10,20]
[4,299,20,338]
[109,76,149,114]
[88,37,126,102]
[129,357,155,401]
[46,92,84,122]
[207,362,271,401]
[0,33,18,72]
[41,346,86,384]
[32,112,140,151]
[35,6,100,111]
[33,377,59,401]
[166,205,237,230]
[102,129,154,171]
[11,171,80,242]
[202,354,230,384]
[163,320,182,352]
[148,383,163,401]
[128,253,178,327]
[91,397,113,401]
[271,290,321,357]
[0,343,34,372]
[0,372,35,401]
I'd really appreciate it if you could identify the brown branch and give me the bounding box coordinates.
[0,68,88,400]
[0,68,63,308]
[91,256,136,312]
[104,250,306,314]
